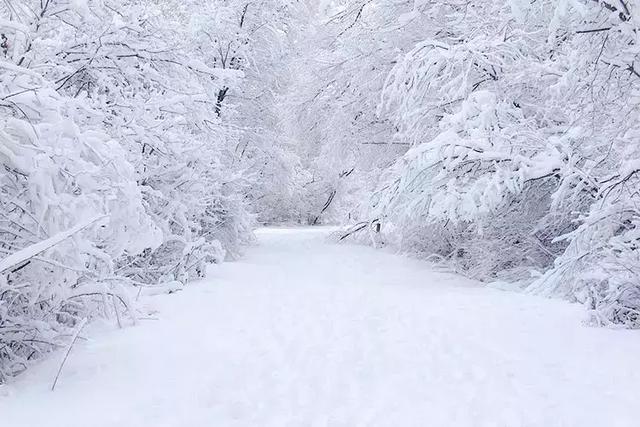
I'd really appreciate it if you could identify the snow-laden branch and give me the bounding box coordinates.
[0,216,107,273]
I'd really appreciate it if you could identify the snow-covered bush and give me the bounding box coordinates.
[0,59,160,380]
[0,0,297,380]
[369,0,640,326]
[292,0,640,327]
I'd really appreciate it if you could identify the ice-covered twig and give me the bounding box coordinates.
[0,216,107,273]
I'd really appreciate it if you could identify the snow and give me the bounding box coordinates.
[0,18,29,33]
[1,227,639,426]
[0,216,106,273]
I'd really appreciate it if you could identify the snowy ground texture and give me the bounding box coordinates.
[1,228,639,427]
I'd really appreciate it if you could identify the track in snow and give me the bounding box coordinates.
[1,228,639,427]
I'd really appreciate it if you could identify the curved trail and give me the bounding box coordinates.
[1,228,638,427]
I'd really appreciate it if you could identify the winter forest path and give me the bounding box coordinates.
[1,228,639,427]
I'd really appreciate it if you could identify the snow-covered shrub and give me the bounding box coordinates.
[0,0,292,380]
[0,62,159,380]
[34,0,254,281]
[298,0,640,327]
[369,0,640,326]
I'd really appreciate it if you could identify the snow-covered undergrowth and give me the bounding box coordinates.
[288,1,640,327]
[0,0,298,381]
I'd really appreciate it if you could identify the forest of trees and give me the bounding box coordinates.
[1,0,639,381]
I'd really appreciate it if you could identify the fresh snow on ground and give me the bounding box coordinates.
[1,228,638,427]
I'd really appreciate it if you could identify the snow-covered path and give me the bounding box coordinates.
[1,228,639,427]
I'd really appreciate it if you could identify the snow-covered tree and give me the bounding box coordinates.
[0,0,300,380]
[292,0,640,327]
[0,6,160,378]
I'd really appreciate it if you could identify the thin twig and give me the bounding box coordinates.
[51,318,87,391]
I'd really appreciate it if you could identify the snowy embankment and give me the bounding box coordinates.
[1,228,638,427]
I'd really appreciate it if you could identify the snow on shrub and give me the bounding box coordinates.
[369,0,640,327]
[306,0,640,327]
[0,64,160,380]
[0,0,294,381]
